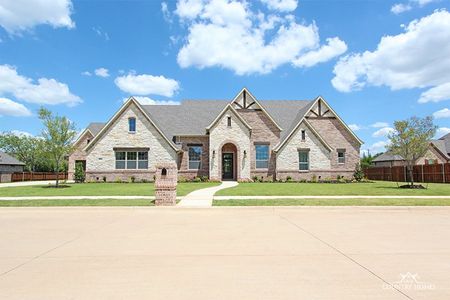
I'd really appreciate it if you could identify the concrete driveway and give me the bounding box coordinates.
[0,207,449,300]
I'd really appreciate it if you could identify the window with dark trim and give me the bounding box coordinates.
[255,144,269,169]
[227,116,232,127]
[188,146,202,169]
[115,151,148,169]
[128,117,136,132]
[337,149,346,164]
[301,130,306,141]
[298,150,309,170]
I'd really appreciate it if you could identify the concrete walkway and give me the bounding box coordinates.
[0,180,74,188]
[177,181,238,207]
[214,195,450,200]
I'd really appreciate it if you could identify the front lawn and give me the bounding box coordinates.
[0,199,155,207]
[214,198,450,206]
[215,181,450,196]
[0,182,220,197]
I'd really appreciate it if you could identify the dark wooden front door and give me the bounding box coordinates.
[222,153,234,180]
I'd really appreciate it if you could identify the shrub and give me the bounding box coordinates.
[130,176,136,183]
[286,176,293,182]
[102,176,107,182]
[74,162,85,183]
[252,175,259,182]
[192,177,202,182]
[200,175,209,182]
[311,174,317,183]
[178,176,188,183]
[353,164,364,182]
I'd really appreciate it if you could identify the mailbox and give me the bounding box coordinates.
[154,162,177,206]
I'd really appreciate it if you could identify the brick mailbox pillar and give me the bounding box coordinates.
[154,162,178,206]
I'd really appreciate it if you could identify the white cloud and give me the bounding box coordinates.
[0,0,75,34]
[372,127,395,138]
[362,140,390,154]
[348,124,361,131]
[332,10,450,104]
[292,37,347,68]
[0,97,32,116]
[433,108,450,119]
[92,27,110,41]
[94,68,110,78]
[10,130,33,137]
[0,65,81,106]
[436,127,450,137]
[418,82,450,103]
[174,0,346,75]
[81,71,92,76]
[115,73,180,97]
[391,3,412,14]
[371,122,389,128]
[161,2,172,22]
[261,0,298,12]
[124,96,180,105]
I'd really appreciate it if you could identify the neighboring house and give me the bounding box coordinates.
[0,151,25,183]
[69,88,363,182]
[372,133,450,167]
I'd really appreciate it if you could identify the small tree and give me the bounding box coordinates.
[388,116,437,187]
[74,162,85,183]
[353,163,365,182]
[38,108,77,188]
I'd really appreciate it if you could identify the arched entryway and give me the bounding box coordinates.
[221,143,238,180]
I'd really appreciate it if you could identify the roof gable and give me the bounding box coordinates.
[84,97,180,152]
[206,104,252,131]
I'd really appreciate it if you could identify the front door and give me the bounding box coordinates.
[222,153,234,180]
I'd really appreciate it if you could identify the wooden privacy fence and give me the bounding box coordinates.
[11,172,68,182]
[364,163,450,183]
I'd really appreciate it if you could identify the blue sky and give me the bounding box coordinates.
[0,0,449,154]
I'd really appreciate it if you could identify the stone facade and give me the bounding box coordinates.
[276,122,332,181]
[209,107,251,181]
[70,94,362,182]
[68,131,93,180]
[85,102,177,182]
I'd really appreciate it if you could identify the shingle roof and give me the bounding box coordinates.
[87,122,105,136]
[372,152,405,162]
[432,133,450,159]
[0,151,25,166]
[142,99,312,139]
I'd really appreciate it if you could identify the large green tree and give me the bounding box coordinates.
[38,108,77,187]
[0,133,44,172]
[388,116,437,187]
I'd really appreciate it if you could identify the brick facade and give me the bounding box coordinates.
[68,131,93,180]
[177,136,209,180]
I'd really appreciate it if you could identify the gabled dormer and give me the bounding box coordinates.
[230,88,282,131]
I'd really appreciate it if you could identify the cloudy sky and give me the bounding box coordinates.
[0,0,449,154]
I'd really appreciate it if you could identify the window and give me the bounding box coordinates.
[337,149,346,164]
[227,116,232,127]
[115,152,126,169]
[299,150,309,170]
[87,139,91,144]
[188,146,202,169]
[301,130,306,141]
[115,151,148,169]
[127,152,137,169]
[255,144,269,169]
[128,117,136,132]
[138,152,148,169]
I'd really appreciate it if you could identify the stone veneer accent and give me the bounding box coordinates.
[276,122,331,175]
[177,136,209,180]
[68,131,93,180]
[238,109,280,180]
[209,107,251,181]
[85,102,177,182]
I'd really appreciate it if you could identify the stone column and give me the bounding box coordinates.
[154,162,177,206]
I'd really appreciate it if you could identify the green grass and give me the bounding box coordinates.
[0,182,220,197]
[216,181,450,196]
[0,199,156,206]
[213,198,450,206]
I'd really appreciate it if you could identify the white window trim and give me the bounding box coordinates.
[128,117,136,133]
[115,151,148,170]
[298,150,310,171]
